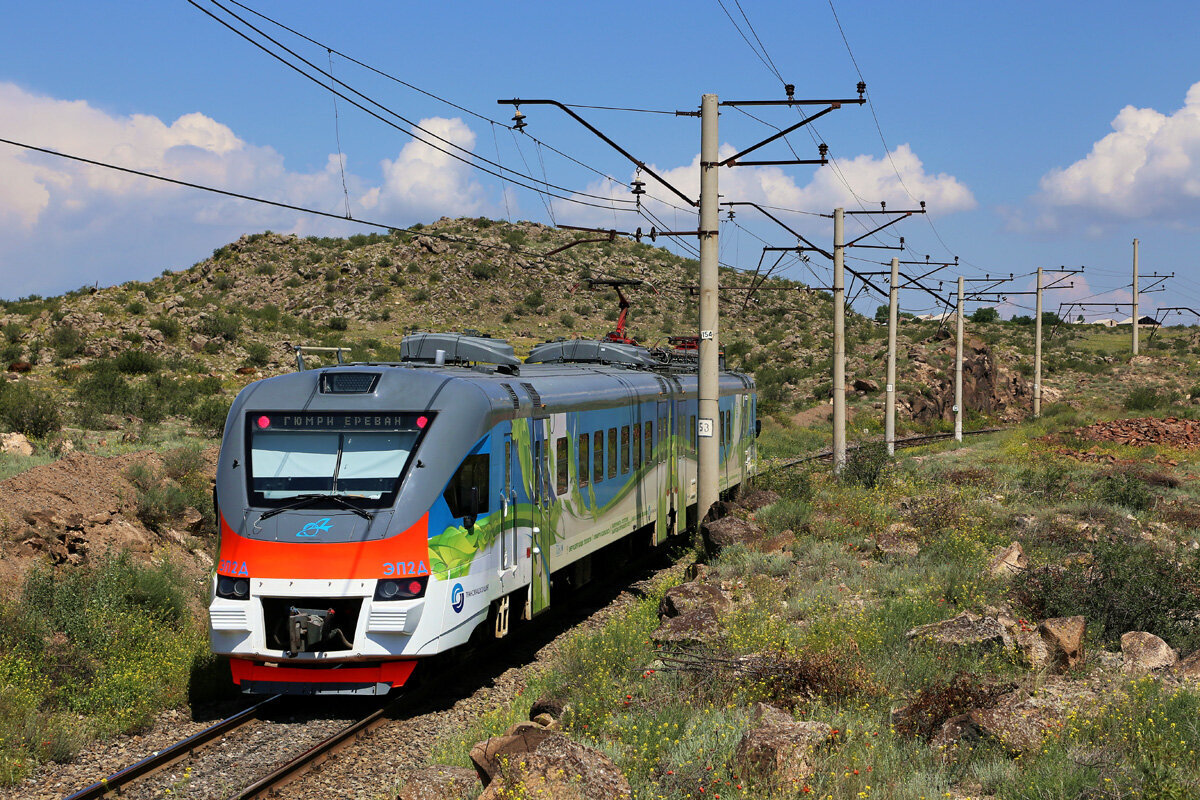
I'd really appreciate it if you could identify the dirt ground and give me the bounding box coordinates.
[0,448,218,602]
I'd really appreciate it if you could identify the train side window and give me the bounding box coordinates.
[578,434,589,487]
[607,428,618,479]
[689,415,696,454]
[504,440,511,491]
[645,422,654,464]
[555,436,569,495]
[633,424,642,470]
[620,426,630,474]
[444,453,489,519]
[593,431,604,483]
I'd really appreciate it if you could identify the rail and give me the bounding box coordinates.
[761,427,1005,474]
[63,695,281,800]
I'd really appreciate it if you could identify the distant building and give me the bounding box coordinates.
[1116,316,1162,327]
[1089,318,1120,327]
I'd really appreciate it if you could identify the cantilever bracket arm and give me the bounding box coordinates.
[845,213,912,247]
[721,201,833,259]
[498,98,697,207]
[718,105,837,167]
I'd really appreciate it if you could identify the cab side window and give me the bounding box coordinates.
[444,453,489,518]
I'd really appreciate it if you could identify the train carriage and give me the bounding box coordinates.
[208,332,757,694]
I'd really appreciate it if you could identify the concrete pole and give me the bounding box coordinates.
[954,275,964,442]
[696,94,720,522]
[885,257,899,456]
[1132,238,1140,356]
[1033,266,1043,417]
[832,208,847,473]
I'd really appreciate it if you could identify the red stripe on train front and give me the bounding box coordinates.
[229,659,417,687]
[215,512,430,580]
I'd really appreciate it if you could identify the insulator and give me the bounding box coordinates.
[818,142,829,158]
[630,178,646,196]
[511,109,527,131]
[784,83,795,100]
[634,227,643,242]
[649,227,658,242]
[880,201,886,212]
[857,81,866,97]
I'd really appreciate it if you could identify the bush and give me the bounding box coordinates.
[244,342,271,367]
[113,349,161,375]
[2,323,21,344]
[1124,386,1161,411]
[841,440,890,488]
[1096,470,1154,511]
[0,383,62,438]
[199,312,241,342]
[125,300,146,315]
[50,326,84,359]
[328,317,349,331]
[970,307,999,323]
[150,317,181,342]
[189,396,232,436]
[126,463,189,532]
[470,262,498,280]
[1013,538,1200,652]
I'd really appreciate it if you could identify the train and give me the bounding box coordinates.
[208,331,757,695]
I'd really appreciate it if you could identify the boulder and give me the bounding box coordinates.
[967,680,1097,755]
[987,542,1027,577]
[1039,616,1086,672]
[1174,649,1200,679]
[470,725,557,783]
[750,702,795,727]
[701,515,766,549]
[657,581,732,619]
[1121,631,1178,673]
[0,432,33,457]
[473,731,631,800]
[731,721,832,789]
[737,489,781,512]
[853,378,880,393]
[650,605,721,646]
[394,766,478,800]
[906,612,1007,650]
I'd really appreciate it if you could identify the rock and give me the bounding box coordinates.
[657,581,732,619]
[529,694,568,721]
[473,732,631,800]
[701,515,766,549]
[394,766,479,800]
[929,714,982,753]
[470,726,557,783]
[853,378,880,392]
[906,612,1007,650]
[1174,649,1200,679]
[987,542,1027,577]
[737,489,781,512]
[731,721,832,789]
[750,702,795,727]
[684,562,711,581]
[6,361,32,373]
[1039,616,1086,672]
[650,605,721,645]
[1121,631,1178,673]
[531,713,558,729]
[181,506,205,533]
[236,366,257,376]
[968,680,1097,754]
[0,432,33,457]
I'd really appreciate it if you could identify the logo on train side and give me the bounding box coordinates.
[451,583,465,613]
[295,518,333,537]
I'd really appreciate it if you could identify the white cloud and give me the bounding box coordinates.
[1035,81,1200,226]
[0,82,494,297]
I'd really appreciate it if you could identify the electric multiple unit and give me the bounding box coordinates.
[208,333,757,694]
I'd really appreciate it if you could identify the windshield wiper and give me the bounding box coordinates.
[258,493,374,522]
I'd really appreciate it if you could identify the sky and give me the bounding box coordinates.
[3,1,1200,321]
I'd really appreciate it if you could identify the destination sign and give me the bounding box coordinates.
[250,412,430,432]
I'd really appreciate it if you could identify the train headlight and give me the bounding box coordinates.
[374,576,428,601]
[217,575,251,600]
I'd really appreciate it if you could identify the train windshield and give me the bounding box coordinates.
[246,413,431,507]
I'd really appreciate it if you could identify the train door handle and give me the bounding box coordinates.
[532,546,541,555]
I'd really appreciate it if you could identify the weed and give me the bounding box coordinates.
[842,439,891,488]
[189,396,232,437]
[893,672,1013,742]
[113,349,161,375]
[0,382,62,438]
[244,342,271,367]
[1095,469,1154,511]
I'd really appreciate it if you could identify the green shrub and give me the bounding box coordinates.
[199,312,241,342]
[412,288,431,302]
[1124,386,1161,411]
[2,323,21,344]
[328,317,349,331]
[841,439,891,488]
[1096,470,1154,512]
[50,326,84,359]
[125,300,146,315]
[0,383,62,438]
[253,263,275,276]
[1013,538,1200,651]
[113,349,161,375]
[470,262,498,280]
[150,316,181,342]
[126,463,189,532]
[244,342,271,367]
[189,397,232,436]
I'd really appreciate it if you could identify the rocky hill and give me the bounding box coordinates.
[0,216,1065,450]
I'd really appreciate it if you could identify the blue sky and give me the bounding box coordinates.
[3,1,1200,319]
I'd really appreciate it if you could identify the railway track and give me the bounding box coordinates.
[64,695,280,800]
[763,427,1005,473]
